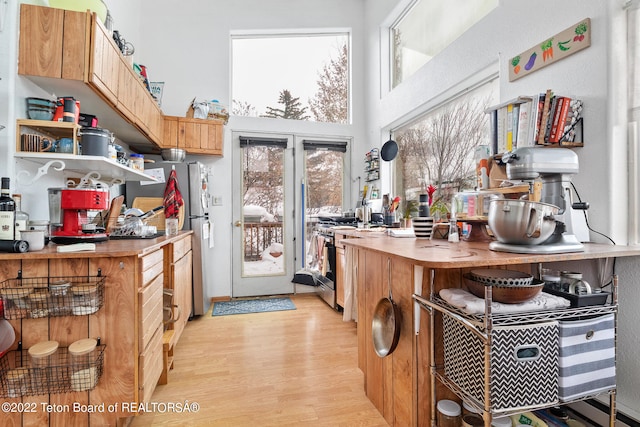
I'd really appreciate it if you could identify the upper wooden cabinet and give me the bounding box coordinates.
[18,4,164,152]
[18,6,88,80]
[163,116,224,156]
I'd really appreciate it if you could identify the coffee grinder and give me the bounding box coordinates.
[489,147,589,254]
[49,188,109,244]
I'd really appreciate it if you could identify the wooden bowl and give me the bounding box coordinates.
[463,274,543,304]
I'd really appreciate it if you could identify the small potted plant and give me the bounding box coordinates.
[400,199,419,228]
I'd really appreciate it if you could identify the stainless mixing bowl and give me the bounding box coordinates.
[488,199,559,245]
[161,148,186,162]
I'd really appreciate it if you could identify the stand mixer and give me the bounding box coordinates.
[489,147,588,254]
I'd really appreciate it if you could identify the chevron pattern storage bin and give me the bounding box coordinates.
[558,314,615,401]
[442,315,559,411]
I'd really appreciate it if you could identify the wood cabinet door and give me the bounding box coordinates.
[19,4,88,80]
[162,116,179,149]
[18,4,64,78]
[117,57,137,123]
[172,250,193,342]
[89,14,119,105]
[198,120,223,155]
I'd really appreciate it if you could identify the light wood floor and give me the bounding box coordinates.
[130,294,389,426]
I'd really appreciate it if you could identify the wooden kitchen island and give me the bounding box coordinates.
[0,231,193,427]
[341,235,640,427]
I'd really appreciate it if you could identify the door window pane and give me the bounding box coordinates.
[391,0,497,88]
[232,34,350,124]
[242,145,285,276]
[304,149,345,268]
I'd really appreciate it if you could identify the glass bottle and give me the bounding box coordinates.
[12,194,29,240]
[0,177,16,240]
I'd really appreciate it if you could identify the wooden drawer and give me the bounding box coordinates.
[173,235,192,260]
[139,273,163,350]
[141,248,164,272]
[141,249,164,286]
[138,324,163,403]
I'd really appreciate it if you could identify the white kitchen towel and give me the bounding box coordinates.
[439,287,570,315]
[342,245,358,322]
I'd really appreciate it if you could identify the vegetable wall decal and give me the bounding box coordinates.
[509,18,591,82]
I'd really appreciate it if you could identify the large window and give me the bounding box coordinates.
[391,0,497,88]
[392,78,498,220]
[232,33,350,124]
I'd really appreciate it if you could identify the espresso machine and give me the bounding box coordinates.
[489,147,588,254]
[49,188,110,244]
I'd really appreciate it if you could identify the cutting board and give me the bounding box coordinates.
[132,197,185,231]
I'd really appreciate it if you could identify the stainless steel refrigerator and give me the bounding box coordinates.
[126,161,211,316]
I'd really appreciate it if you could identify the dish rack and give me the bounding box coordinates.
[0,272,105,320]
[412,266,618,427]
[0,342,106,397]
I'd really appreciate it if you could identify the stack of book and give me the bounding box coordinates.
[487,89,583,155]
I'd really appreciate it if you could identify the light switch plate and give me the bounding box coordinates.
[212,195,223,206]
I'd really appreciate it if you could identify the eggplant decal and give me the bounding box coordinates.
[524,52,537,71]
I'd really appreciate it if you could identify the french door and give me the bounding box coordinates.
[231,132,295,297]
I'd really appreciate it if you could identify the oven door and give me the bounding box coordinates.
[316,275,336,309]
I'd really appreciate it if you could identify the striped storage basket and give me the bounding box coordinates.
[443,315,559,411]
[558,314,616,401]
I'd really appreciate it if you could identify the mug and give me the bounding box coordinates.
[20,229,45,251]
[56,138,74,154]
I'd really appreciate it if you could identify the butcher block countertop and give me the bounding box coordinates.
[340,234,640,267]
[0,231,193,260]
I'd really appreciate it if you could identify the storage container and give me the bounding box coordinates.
[442,314,559,411]
[130,153,144,171]
[436,399,461,427]
[558,314,615,401]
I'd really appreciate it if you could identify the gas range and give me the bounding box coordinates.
[315,216,358,237]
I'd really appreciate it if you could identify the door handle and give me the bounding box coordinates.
[234,221,242,227]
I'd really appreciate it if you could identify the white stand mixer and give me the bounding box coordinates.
[489,147,588,254]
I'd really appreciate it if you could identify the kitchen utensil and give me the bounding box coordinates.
[488,199,559,245]
[26,97,56,120]
[56,137,74,153]
[372,258,401,357]
[49,188,110,243]
[21,134,56,152]
[468,268,534,287]
[105,195,124,234]
[561,271,592,295]
[491,147,586,254]
[463,273,544,303]
[78,127,113,157]
[20,229,45,251]
[381,133,398,161]
[161,148,186,162]
[0,319,16,357]
[53,97,80,124]
[28,340,59,367]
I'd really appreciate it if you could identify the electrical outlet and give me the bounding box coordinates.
[212,195,223,206]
